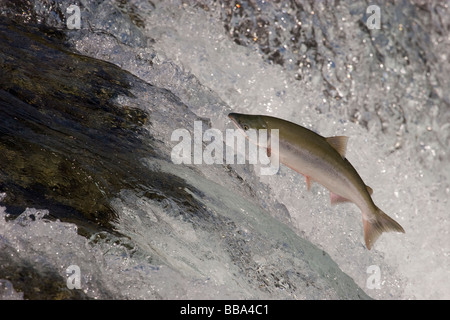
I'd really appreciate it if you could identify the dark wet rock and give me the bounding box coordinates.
[0,18,206,236]
[0,245,93,299]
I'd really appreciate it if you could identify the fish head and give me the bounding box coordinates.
[228,113,268,132]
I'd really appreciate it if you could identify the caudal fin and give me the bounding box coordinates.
[363,207,405,250]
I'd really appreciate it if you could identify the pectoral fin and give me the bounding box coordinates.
[267,130,272,157]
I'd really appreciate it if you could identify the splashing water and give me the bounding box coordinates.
[1,0,449,299]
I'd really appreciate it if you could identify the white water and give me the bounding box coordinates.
[114,1,448,299]
[1,0,449,299]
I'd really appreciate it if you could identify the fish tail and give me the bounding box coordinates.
[363,207,405,250]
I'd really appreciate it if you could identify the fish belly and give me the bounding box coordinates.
[279,140,362,207]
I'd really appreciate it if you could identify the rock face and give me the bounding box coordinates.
[0,18,201,234]
[0,5,370,299]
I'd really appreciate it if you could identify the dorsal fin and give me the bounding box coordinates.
[326,136,349,158]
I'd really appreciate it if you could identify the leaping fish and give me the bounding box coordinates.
[228,112,405,250]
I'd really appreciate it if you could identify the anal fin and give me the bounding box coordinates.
[330,191,351,205]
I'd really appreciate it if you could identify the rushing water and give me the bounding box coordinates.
[0,0,449,299]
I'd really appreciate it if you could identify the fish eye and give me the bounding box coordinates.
[243,124,249,131]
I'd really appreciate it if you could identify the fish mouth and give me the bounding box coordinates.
[228,113,240,128]
[227,112,237,120]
